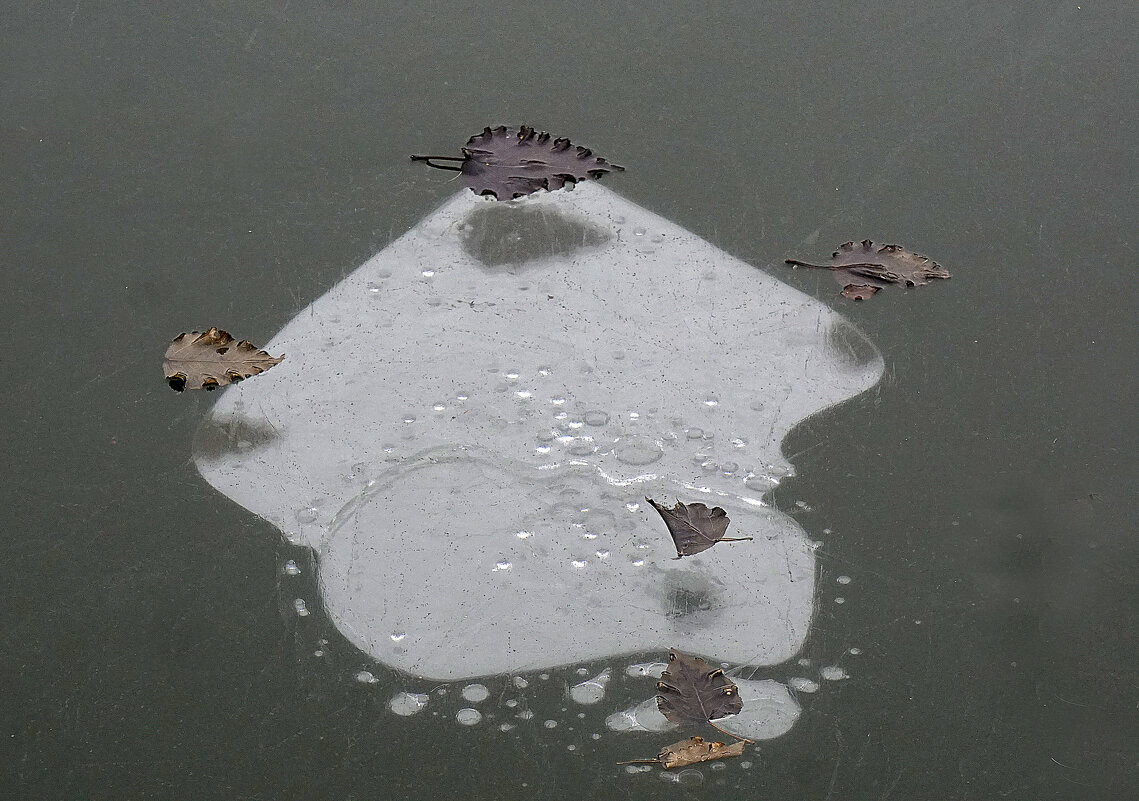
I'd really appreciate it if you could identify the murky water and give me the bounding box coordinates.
[3,2,1137,799]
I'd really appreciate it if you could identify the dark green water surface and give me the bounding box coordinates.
[3,1,1137,798]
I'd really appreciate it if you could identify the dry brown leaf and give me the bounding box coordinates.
[645,497,752,558]
[163,328,284,392]
[785,239,950,300]
[619,736,746,770]
[411,125,624,200]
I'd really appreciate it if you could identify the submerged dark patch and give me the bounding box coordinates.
[459,203,612,268]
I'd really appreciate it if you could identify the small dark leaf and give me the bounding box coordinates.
[619,736,746,770]
[646,497,752,558]
[163,328,284,392]
[785,240,950,299]
[656,649,744,726]
[411,125,624,200]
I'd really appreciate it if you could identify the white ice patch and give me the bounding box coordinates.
[388,691,429,716]
[624,661,668,679]
[569,668,611,704]
[194,184,882,682]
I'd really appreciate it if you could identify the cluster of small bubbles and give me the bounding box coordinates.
[543,720,558,729]
[686,428,704,440]
[294,506,319,524]
[789,677,820,693]
[435,687,447,696]
[461,683,490,703]
[513,676,529,689]
[456,708,482,725]
[820,665,849,681]
[739,761,752,770]
[283,560,301,576]
[798,657,812,668]
[355,670,377,684]
[293,599,309,616]
[388,692,429,716]
[834,597,845,604]
[571,559,588,568]
[493,560,513,572]
[583,410,609,426]
[849,647,862,656]
[390,632,405,642]
[836,575,852,585]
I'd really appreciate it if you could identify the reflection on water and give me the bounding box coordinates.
[194,184,883,741]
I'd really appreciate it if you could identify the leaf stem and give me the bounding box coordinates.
[410,154,465,172]
[707,719,754,744]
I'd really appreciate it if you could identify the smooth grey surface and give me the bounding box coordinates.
[3,1,1137,799]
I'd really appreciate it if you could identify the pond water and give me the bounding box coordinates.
[3,2,1137,799]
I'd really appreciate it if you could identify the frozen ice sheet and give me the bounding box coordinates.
[195,183,882,680]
